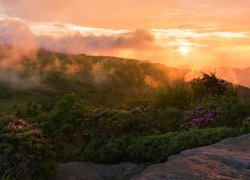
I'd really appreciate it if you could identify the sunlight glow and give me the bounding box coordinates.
[178,45,190,56]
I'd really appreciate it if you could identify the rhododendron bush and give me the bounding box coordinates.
[0,116,56,178]
[181,106,221,130]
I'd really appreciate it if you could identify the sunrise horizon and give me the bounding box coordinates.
[1,1,250,179]
[1,0,250,70]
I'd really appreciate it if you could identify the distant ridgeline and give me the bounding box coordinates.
[0,49,187,107]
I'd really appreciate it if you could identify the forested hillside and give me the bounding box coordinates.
[0,49,187,112]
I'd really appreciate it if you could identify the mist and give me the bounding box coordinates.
[0,19,250,88]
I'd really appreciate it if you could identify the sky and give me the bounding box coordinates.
[0,0,250,69]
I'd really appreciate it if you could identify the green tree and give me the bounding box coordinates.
[201,72,228,96]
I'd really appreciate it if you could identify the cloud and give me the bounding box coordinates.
[0,18,250,71]
[0,0,179,29]
[0,18,157,55]
[0,20,37,68]
[1,0,250,31]
[36,28,155,55]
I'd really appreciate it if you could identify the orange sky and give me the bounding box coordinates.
[0,0,250,69]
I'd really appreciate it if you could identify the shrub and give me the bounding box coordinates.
[81,127,241,164]
[82,107,161,140]
[181,106,221,129]
[242,118,250,133]
[152,81,191,109]
[128,127,240,163]
[190,77,206,100]
[197,96,250,127]
[119,98,150,110]
[34,93,91,160]
[155,107,184,132]
[224,101,250,124]
[0,116,56,179]
[82,106,184,141]
[192,96,241,127]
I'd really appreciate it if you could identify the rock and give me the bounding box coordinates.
[134,133,250,180]
[55,134,250,180]
[55,162,149,180]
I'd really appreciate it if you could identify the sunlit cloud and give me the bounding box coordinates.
[152,29,248,39]
[0,0,250,71]
[30,23,130,36]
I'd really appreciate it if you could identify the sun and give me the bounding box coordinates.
[178,45,190,56]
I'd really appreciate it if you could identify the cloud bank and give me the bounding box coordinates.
[1,18,250,70]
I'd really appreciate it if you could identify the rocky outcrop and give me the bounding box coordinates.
[55,162,149,180]
[55,134,250,180]
[134,133,250,179]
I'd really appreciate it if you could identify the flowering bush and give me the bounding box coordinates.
[181,106,220,129]
[0,116,56,179]
[9,119,31,130]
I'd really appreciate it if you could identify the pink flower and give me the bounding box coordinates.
[17,125,23,129]
[114,109,128,114]
[18,119,25,125]
[25,122,31,127]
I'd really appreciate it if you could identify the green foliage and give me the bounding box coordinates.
[190,77,206,100]
[0,51,183,110]
[82,107,159,140]
[81,127,241,164]
[1,59,249,168]
[224,101,250,122]
[182,106,221,130]
[35,51,176,107]
[0,116,56,179]
[153,81,191,109]
[35,93,92,160]
[82,106,184,141]
[190,73,237,100]
[118,98,150,109]
[26,102,40,117]
[26,72,249,165]
[242,118,250,133]
[201,72,229,96]
[0,84,11,99]
[155,107,184,132]
[195,96,250,127]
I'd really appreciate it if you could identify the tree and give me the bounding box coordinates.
[191,72,230,99]
[201,72,228,96]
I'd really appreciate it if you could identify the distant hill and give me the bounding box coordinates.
[0,49,187,108]
[0,49,249,111]
[216,67,250,88]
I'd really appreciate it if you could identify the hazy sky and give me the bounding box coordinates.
[0,0,250,69]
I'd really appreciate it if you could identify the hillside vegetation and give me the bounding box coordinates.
[1,51,250,179]
[0,50,187,112]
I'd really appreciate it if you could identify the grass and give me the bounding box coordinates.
[0,91,51,113]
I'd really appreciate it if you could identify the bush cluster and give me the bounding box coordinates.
[181,106,221,129]
[0,116,56,179]
[82,106,184,140]
[2,72,249,178]
[81,127,243,164]
[34,93,92,160]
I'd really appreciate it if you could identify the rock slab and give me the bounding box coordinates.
[55,133,250,180]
